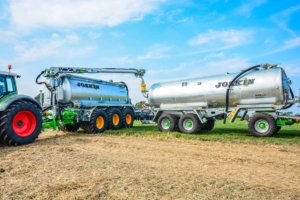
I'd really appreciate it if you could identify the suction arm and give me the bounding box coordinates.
[41,67,149,97]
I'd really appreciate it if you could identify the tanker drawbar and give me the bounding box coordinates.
[144,64,300,137]
[36,67,147,134]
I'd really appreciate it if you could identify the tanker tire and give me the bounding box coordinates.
[158,114,178,132]
[276,126,281,133]
[202,119,215,131]
[122,108,134,128]
[106,108,122,130]
[178,114,201,134]
[248,113,277,137]
[0,101,42,146]
[88,109,107,133]
[64,124,80,132]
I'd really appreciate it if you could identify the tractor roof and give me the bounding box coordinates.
[0,70,19,77]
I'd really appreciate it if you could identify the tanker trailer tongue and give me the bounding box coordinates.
[36,67,147,133]
[146,63,300,137]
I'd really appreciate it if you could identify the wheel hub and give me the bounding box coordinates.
[12,111,36,137]
[16,120,23,127]
[161,119,171,129]
[254,119,269,133]
[259,122,266,129]
[183,119,193,131]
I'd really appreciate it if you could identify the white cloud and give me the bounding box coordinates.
[110,44,173,64]
[110,31,125,38]
[271,4,300,37]
[189,29,253,46]
[235,0,267,17]
[88,32,101,39]
[110,56,134,64]
[9,0,165,30]
[137,44,172,60]
[0,30,18,43]
[267,37,300,54]
[14,33,96,61]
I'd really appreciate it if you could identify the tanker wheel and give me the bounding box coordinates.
[276,126,282,133]
[64,124,80,132]
[158,114,178,132]
[0,101,42,145]
[122,108,134,128]
[88,109,108,133]
[106,108,122,130]
[202,119,215,131]
[178,113,201,134]
[248,113,277,137]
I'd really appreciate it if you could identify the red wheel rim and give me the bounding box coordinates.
[12,111,36,137]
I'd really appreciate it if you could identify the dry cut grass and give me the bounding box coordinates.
[0,129,300,199]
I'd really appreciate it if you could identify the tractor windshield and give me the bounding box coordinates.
[0,75,17,97]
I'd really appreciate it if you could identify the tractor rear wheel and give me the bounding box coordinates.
[0,101,42,145]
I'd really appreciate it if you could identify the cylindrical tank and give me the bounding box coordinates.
[148,67,291,109]
[44,75,129,107]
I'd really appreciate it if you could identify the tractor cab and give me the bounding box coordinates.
[0,72,18,99]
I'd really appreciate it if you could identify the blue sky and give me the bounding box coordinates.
[0,0,300,112]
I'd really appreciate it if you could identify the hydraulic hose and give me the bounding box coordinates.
[284,87,295,109]
[36,70,55,92]
[223,64,261,124]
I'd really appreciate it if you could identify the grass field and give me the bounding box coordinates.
[0,120,299,199]
[104,119,300,144]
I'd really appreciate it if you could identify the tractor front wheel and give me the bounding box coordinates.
[0,101,42,145]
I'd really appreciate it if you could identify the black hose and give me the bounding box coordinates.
[283,87,295,109]
[223,64,261,124]
[36,71,45,85]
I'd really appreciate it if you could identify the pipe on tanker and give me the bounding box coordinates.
[223,64,261,124]
[284,88,295,109]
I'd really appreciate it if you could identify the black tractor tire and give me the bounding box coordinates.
[276,126,281,133]
[106,108,122,130]
[0,101,42,146]
[157,114,178,132]
[64,124,80,132]
[202,119,215,131]
[178,113,201,134]
[248,113,277,137]
[87,109,108,133]
[122,108,134,128]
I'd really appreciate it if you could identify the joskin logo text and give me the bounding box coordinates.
[215,78,255,88]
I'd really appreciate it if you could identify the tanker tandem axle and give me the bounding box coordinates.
[36,67,148,135]
[143,64,300,137]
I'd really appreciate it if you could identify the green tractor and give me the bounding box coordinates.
[0,65,42,146]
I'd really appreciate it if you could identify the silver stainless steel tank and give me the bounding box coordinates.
[44,75,129,107]
[148,67,290,109]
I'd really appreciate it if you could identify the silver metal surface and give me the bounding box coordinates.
[254,119,269,133]
[148,67,291,110]
[44,75,129,107]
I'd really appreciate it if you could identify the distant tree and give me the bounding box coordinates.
[135,101,149,108]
